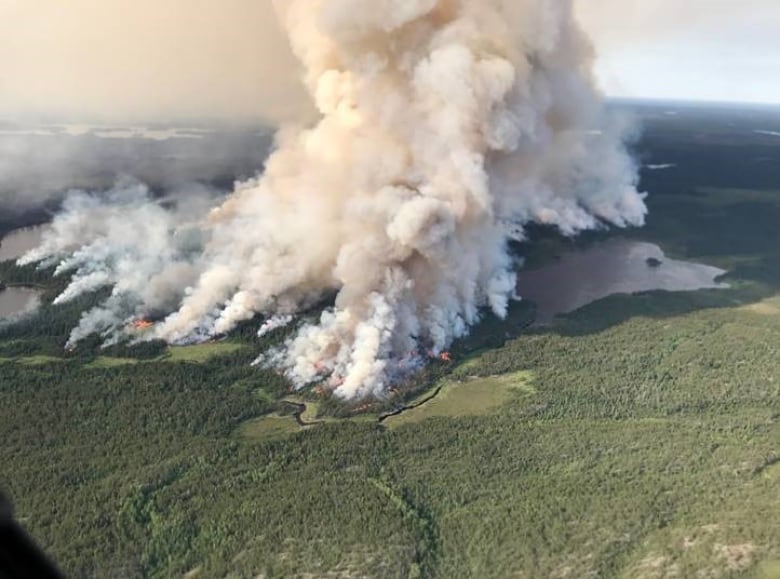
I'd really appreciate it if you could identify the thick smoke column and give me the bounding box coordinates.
[22,0,646,399]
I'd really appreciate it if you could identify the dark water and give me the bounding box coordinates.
[0,287,42,319]
[516,239,728,325]
[0,224,48,262]
[0,225,48,319]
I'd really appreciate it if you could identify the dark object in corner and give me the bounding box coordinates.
[0,491,64,578]
[646,257,663,268]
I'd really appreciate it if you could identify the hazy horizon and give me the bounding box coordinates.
[1,1,779,123]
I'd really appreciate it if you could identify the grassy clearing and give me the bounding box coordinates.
[758,560,780,579]
[84,356,139,369]
[0,344,247,367]
[740,295,780,316]
[238,414,301,442]
[449,349,491,377]
[299,400,321,424]
[386,371,535,428]
[164,342,248,363]
[16,355,64,366]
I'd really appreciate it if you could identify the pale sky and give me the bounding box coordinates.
[577,0,780,105]
[1,0,780,122]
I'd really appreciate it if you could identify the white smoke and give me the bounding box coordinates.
[257,314,295,338]
[19,180,212,348]
[22,0,646,399]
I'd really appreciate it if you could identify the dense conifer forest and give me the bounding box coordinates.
[3,105,780,577]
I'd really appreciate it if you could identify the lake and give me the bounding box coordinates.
[0,225,49,319]
[0,286,42,320]
[0,224,49,262]
[516,239,728,325]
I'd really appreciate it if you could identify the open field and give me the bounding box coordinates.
[0,342,249,368]
[239,414,303,442]
[84,356,140,369]
[164,342,249,363]
[15,354,66,366]
[384,370,535,428]
[237,370,536,437]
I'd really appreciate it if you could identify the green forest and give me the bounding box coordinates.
[3,110,780,577]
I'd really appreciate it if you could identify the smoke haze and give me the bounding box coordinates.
[0,126,274,213]
[19,0,646,399]
[0,0,309,123]
[4,0,780,124]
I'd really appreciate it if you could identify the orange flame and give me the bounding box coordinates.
[440,351,452,362]
[131,319,154,330]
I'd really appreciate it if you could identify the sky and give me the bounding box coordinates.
[1,0,780,122]
[575,0,780,106]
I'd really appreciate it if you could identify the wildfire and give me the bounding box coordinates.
[131,319,154,330]
[440,351,453,362]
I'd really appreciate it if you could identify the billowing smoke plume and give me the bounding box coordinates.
[20,180,213,347]
[22,0,646,399]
